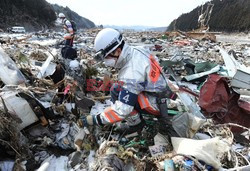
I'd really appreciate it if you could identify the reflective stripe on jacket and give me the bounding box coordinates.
[98,44,168,125]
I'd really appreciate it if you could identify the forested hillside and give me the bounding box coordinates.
[168,0,250,32]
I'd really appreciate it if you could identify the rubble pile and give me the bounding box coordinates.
[0,29,249,171]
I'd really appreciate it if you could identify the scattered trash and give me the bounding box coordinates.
[0,47,26,85]
[231,69,250,89]
[171,137,230,169]
[0,29,249,171]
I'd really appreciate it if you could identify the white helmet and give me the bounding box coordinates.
[58,13,65,18]
[94,28,123,61]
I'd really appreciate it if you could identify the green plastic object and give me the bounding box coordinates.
[125,140,146,148]
[162,34,167,39]
[168,110,179,115]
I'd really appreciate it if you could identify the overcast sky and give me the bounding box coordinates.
[46,0,211,27]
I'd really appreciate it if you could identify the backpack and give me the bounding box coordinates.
[70,20,77,32]
[64,20,77,33]
[61,46,77,60]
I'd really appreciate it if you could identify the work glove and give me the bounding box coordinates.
[167,79,179,93]
[77,115,95,128]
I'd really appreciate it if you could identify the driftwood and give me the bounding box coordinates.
[93,96,111,100]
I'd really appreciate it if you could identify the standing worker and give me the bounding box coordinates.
[58,13,75,47]
[78,28,179,137]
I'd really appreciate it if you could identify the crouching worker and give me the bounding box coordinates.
[77,28,179,137]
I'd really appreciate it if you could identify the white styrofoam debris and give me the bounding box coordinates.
[171,137,230,169]
[37,155,68,171]
[69,60,80,70]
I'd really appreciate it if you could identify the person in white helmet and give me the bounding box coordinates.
[58,13,75,47]
[78,28,179,136]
